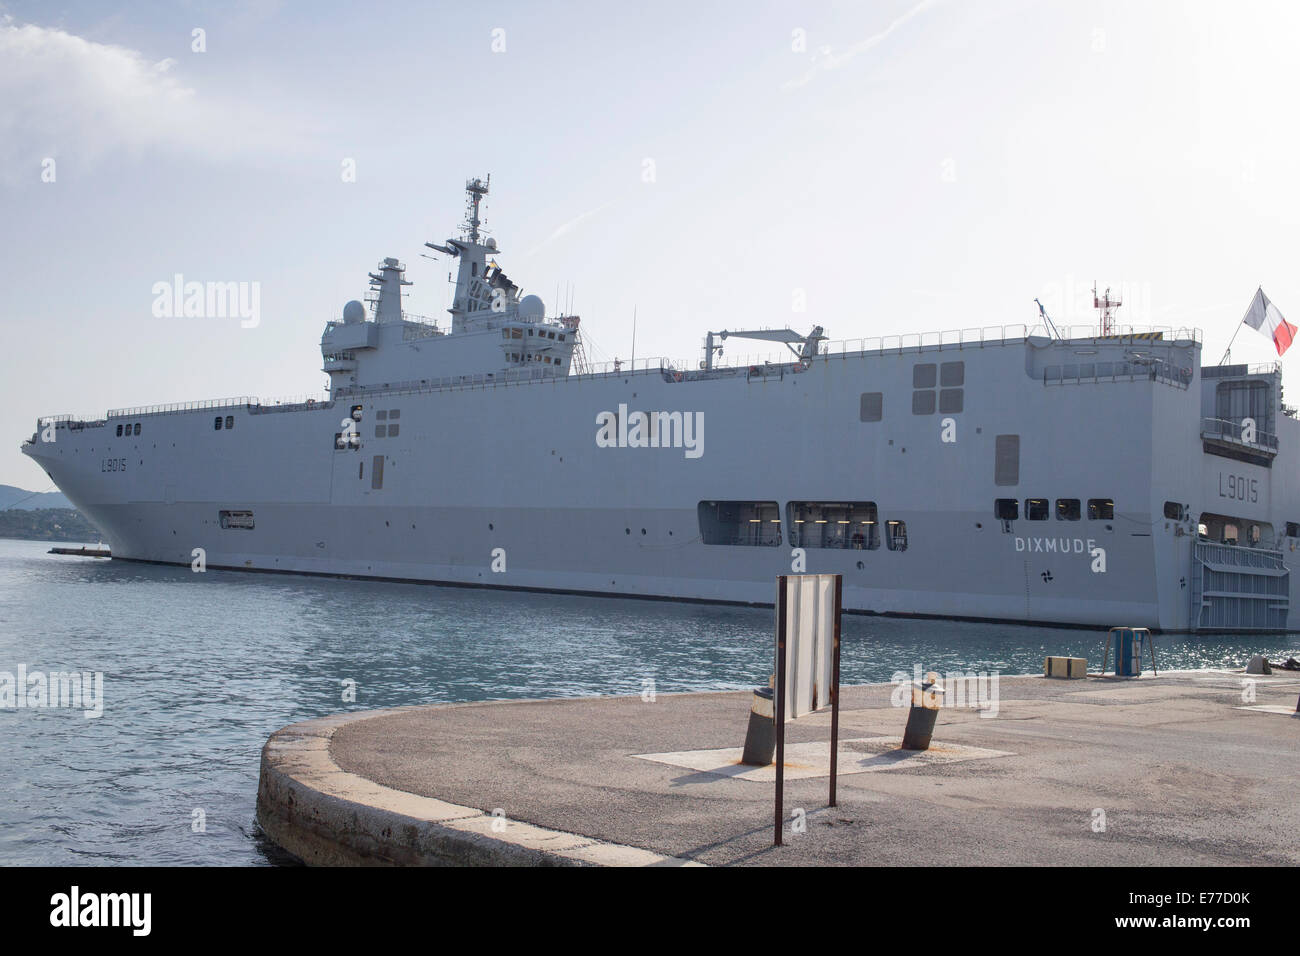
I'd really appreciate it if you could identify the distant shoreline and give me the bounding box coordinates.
[0,508,105,543]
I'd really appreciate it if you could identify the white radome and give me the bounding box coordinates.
[518,294,545,320]
[343,300,366,324]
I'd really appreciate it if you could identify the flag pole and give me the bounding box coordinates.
[1219,321,1243,365]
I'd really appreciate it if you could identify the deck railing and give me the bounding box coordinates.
[1200,417,1280,451]
[43,323,1209,424]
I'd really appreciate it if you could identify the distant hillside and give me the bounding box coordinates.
[0,484,71,510]
[0,508,104,543]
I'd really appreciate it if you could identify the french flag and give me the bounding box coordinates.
[1242,287,1297,356]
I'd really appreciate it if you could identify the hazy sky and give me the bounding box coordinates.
[3,0,1299,487]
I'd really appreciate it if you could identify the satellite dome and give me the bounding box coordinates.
[342,300,366,324]
[485,237,498,250]
[518,294,545,320]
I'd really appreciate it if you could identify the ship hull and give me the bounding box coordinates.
[25,335,1300,632]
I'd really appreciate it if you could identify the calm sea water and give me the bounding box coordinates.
[0,536,1294,866]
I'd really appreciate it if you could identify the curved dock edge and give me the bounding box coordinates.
[255,707,701,867]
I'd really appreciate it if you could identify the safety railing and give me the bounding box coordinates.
[108,397,258,418]
[1042,361,1194,389]
[1200,417,1280,451]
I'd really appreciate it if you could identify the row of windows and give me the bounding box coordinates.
[502,327,565,342]
[995,498,1114,521]
[698,500,909,551]
[115,422,141,437]
[914,361,965,389]
[508,352,563,365]
[858,385,964,422]
[213,415,235,431]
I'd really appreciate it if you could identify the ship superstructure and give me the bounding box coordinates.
[23,178,1300,632]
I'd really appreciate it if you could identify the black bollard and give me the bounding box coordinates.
[741,687,776,765]
[901,674,944,751]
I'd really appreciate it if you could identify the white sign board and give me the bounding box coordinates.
[778,573,838,720]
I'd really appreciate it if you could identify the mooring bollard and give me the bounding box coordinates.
[741,687,776,766]
[901,673,944,751]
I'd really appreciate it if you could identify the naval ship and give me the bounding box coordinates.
[23,178,1300,632]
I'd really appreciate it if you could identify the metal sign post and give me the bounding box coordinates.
[773,573,843,847]
[774,578,788,847]
[829,574,842,808]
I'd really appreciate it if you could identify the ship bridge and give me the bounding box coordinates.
[320,177,584,396]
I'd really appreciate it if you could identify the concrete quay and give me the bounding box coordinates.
[256,670,1300,866]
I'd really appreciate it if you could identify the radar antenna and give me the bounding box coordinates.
[463,175,490,243]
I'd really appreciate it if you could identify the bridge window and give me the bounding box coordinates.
[1163,501,1185,520]
[787,502,879,550]
[940,361,964,386]
[116,424,123,437]
[1025,498,1049,520]
[1056,499,1081,521]
[697,501,781,546]
[939,389,963,413]
[225,415,234,430]
[913,364,937,388]
[214,416,223,431]
[995,499,1019,520]
[1287,522,1300,538]
[1088,498,1114,520]
[886,520,908,551]
[134,423,141,436]
[912,391,936,415]
[860,392,883,422]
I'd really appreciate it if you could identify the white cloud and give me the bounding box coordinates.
[0,17,306,180]
[784,0,939,90]
[524,201,616,257]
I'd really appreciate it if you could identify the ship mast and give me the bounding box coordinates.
[1093,281,1122,336]
[463,175,489,243]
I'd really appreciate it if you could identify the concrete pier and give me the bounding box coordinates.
[256,670,1300,866]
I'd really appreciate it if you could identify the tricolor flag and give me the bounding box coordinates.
[1242,287,1297,356]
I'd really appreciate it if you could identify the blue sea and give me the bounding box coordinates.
[0,537,1294,866]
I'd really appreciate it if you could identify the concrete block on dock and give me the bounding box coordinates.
[1044,656,1087,679]
[1245,655,1272,675]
